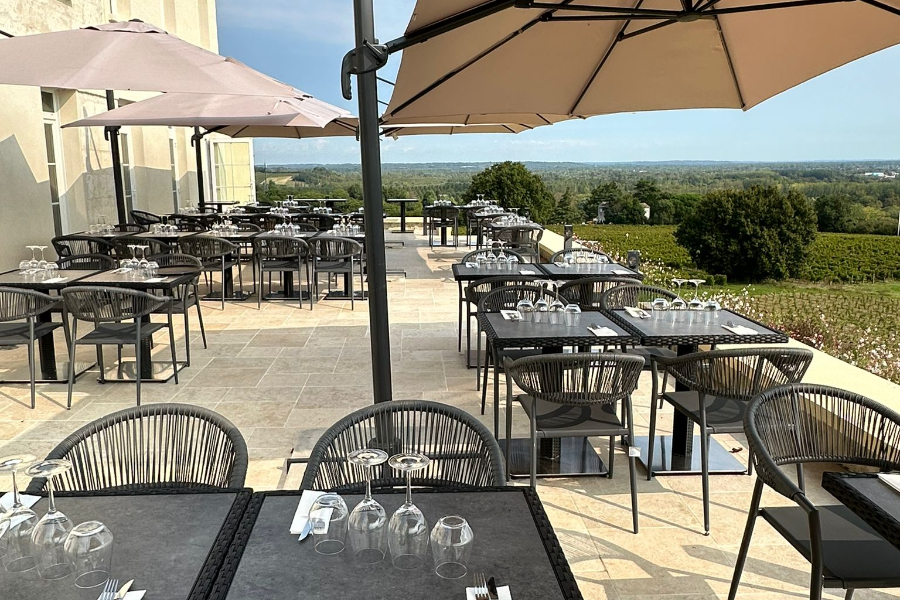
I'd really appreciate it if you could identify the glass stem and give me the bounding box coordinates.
[11,471,19,506]
[405,471,412,506]
[47,477,56,514]
[365,465,372,501]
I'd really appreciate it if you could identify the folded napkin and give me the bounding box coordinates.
[142,277,166,284]
[878,473,900,494]
[123,591,146,600]
[466,585,512,600]
[612,269,633,275]
[519,269,537,275]
[553,262,568,267]
[623,306,650,319]
[588,326,618,337]
[41,277,68,284]
[290,490,327,538]
[465,262,478,268]
[500,310,522,321]
[722,324,759,335]
[0,492,40,511]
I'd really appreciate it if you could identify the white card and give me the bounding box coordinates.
[588,326,617,337]
[467,585,512,600]
[0,492,40,511]
[290,490,326,536]
[878,473,900,494]
[612,269,633,275]
[465,262,478,268]
[142,277,166,283]
[123,592,147,600]
[722,324,758,335]
[519,269,537,275]
[500,310,522,321]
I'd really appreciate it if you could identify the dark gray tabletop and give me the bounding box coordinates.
[71,270,195,291]
[133,231,201,240]
[823,472,900,550]
[540,262,641,280]
[604,308,788,347]
[0,269,99,291]
[385,198,420,203]
[74,231,130,239]
[212,488,580,600]
[0,490,249,600]
[452,263,545,282]
[481,311,638,349]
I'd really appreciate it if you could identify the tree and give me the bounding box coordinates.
[670,193,701,224]
[465,161,555,223]
[675,186,817,282]
[549,188,582,224]
[815,193,855,232]
[633,179,672,224]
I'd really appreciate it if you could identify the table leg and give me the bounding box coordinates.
[139,314,153,380]
[37,311,58,380]
[399,203,408,233]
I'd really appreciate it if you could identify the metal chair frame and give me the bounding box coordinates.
[57,254,116,271]
[52,235,115,258]
[252,235,313,310]
[177,235,241,311]
[148,253,208,366]
[308,237,364,310]
[494,226,543,262]
[424,205,460,247]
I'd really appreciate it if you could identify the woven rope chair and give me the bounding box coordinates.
[250,214,281,231]
[650,348,814,534]
[61,286,177,408]
[558,277,641,310]
[308,236,364,310]
[424,205,460,247]
[460,248,526,264]
[51,234,115,258]
[130,210,161,226]
[57,253,116,271]
[0,288,64,408]
[112,235,175,261]
[729,384,900,600]
[547,248,612,264]
[252,235,312,310]
[494,226,543,262]
[25,404,247,493]
[600,284,679,366]
[477,284,564,437]
[504,353,644,531]
[149,253,207,366]
[178,235,240,310]
[172,215,210,232]
[112,223,147,233]
[470,210,512,248]
[301,400,505,493]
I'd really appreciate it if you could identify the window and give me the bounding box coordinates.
[212,140,255,204]
[168,127,179,211]
[41,91,66,236]
[119,130,135,215]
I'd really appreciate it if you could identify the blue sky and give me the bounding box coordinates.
[216,0,900,165]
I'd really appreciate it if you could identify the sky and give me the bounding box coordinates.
[216,0,900,165]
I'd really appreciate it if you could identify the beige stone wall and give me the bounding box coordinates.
[0,0,219,267]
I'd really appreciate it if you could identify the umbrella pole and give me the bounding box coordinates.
[104,90,127,225]
[351,0,393,404]
[192,127,206,210]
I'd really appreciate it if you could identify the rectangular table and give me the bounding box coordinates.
[452,263,545,282]
[0,489,251,600]
[539,262,642,280]
[209,488,582,600]
[386,198,419,234]
[481,311,638,478]
[605,307,788,475]
[822,472,900,550]
[0,269,100,383]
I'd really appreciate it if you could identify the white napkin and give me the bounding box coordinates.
[623,306,650,319]
[466,585,512,600]
[41,277,68,283]
[612,269,633,275]
[722,324,759,335]
[142,277,166,284]
[465,262,478,268]
[588,326,618,337]
[878,473,900,494]
[290,490,326,537]
[519,269,537,275]
[123,591,146,600]
[0,492,40,511]
[500,310,522,321]
[553,262,568,267]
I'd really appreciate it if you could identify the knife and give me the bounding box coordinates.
[487,577,500,600]
[115,579,134,599]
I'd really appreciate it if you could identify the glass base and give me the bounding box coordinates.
[5,555,36,573]
[435,561,468,580]
[314,540,345,555]
[38,562,74,580]
[75,569,110,589]
[354,548,385,564]
[392,553,425,570]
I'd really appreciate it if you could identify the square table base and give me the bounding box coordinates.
[506,437,609,478]
[632,434,747,475]
[263,290,312,301]
[322,290,368,301]
[99,359,187,383]
[0,360,95,384]
[202,290,253,301]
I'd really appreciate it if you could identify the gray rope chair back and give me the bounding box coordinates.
[424,205,460,220]
[559,277,642,310]
[746,384,900,500]
[547,248,611,263]
[130,210,161,225]
[461,248,525,264]
[61,286,169,324]
[505,353,644,406]
[149,252,203,272]
[113,223,148,233]
[463,275,540,307]
[57,253,116,271]
[301,400,506,493]
[0,288,58,323]
[658,348,814,402]
[600,284,678,310]
[177,235,238,261]
[494,225,543,246]
[25,404,248,493]
[235,222,262,233]
[51,235,115,258]
[253,234,310,261]
[250,214,281,231]
[113,235,175,259]
[173,215,210,232]
[308,236,362,260]
[477,284,562,314]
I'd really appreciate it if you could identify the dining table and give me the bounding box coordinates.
[604,307,789,475]
[822,472,900,550]
[386,198,419,235]
[540,262,643,281]
[0,269,100,383]
[479,310,638,478]
[0,488,251,600]
[208,487,582,600]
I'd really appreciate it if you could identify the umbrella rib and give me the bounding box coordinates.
[537,114,553,125]
[569,0,644,116]
[706,0,852,15]
[618,19,678,41]
[855,0,900,15]
[387,0,578,117]
[713,15,746,109]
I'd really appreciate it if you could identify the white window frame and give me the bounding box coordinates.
[210,138,256,204]
[119,127,136,215]
[167,127,180,211]
[41,90,69,236]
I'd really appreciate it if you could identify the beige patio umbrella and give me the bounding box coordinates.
[381,0,900,125]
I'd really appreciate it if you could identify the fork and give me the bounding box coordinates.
[98,577,119,600]
[472,572,488,600]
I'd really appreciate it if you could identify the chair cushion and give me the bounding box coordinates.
[0,322,61,345]
[75,323,166,345]
[260,259,302,272]
[152,295,196,313]
[516,395,626,438]
[315,260,353,273]
[761,504,900,587]
[662,391,746,434]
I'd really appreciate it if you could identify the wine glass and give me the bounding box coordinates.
[0,454,38,572]
[387,452,431,570]
[309,493,349,555]
[533,297,549,323]
[26,459,74,580]
[516,298,534,321]
[549,299,565,325]
[36,246,49,272]
[652,298,670,322]
[431,515,474,579]
[705,299,722,325]
[65,521,113,588]
[26,246,39,271]
[347,449,389,564]
[563,303,582,327]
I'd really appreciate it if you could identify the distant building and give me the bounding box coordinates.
[640,203,651,220]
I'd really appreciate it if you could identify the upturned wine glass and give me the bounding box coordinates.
[387,452,431,570]
[26,246,39,271]
[347,449,389,564]
[0,454,38,573]
[26,459,74,580]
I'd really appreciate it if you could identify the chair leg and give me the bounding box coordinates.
[648,370,659,481]
[168,315,179,385]
[307,262,313,311]
[476,324,482,391]
[530,397,538,489]
[257,265,263,310]
[135,324,142,407]
[481,341,491,415]
[493,348,501,439]
[796,463,806,494]
[699,400,711,536]
[465,310,472,367]
[195,285,207,349]
[183,310,192,367]
[505,382,514,481]
[626,398,639,534]
[844,590,854,600]
[220,259,226,311]
[727,478,763,600]
[27,336,36,409]
[66,322,78,410]
[457,295,463,353]
[350,259,355,311]
[607,436,615,479]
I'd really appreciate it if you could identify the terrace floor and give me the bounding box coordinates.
[1,232,897,600]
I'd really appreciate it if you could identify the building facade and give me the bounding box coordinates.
[0,0,255,269]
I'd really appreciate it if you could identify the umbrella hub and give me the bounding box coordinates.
[676,11,704,22]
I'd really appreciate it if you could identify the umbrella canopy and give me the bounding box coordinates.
[0,20,294,96]
[381,122,541,136]
[382,0,900,124]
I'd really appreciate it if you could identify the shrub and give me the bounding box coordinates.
[675,186,817,282]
